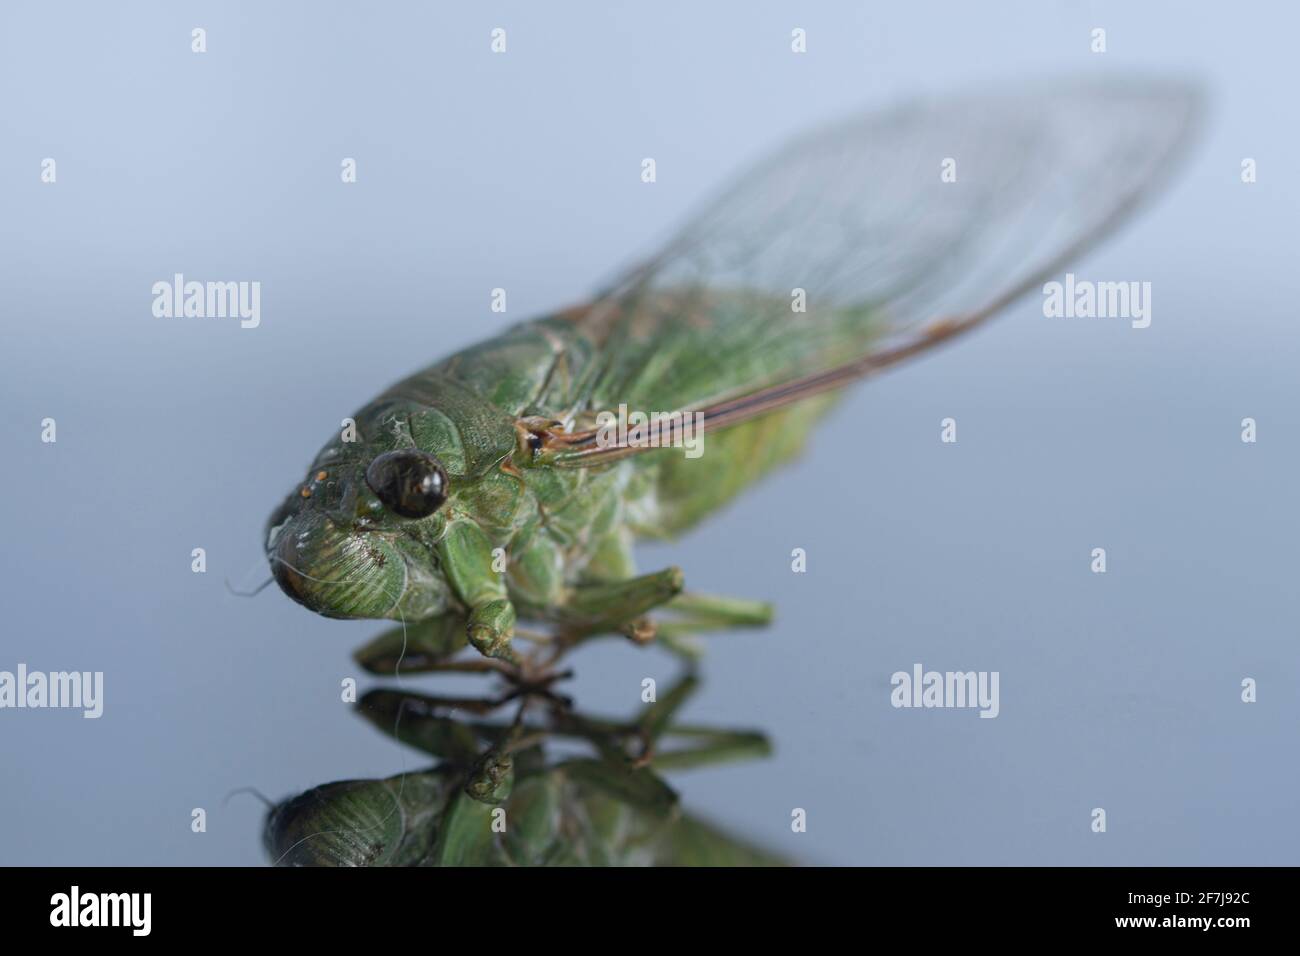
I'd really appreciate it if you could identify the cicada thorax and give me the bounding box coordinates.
[405,289,872,566]
[343,323,621,610]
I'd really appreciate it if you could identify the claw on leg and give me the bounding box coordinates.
[623,616,657,646]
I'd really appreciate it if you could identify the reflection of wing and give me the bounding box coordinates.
[541,79,1202,465]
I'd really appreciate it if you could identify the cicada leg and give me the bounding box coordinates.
[556,566,684,635]
[661,591,773,630]
[639,592,774,659]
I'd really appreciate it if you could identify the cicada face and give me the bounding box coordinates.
[266,405,454,622]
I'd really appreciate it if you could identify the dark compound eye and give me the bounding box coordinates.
[364,450,448,519]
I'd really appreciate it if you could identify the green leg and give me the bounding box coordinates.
[467,600,519,664]
[662,592,773,630]
[551,578,772,657]
[648,592,773,658]
[648,725,773,770]
[557,566,685,635]
[437,521,520,665]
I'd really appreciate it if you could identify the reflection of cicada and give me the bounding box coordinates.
[266,81,1200,667]
[264,676,783,866]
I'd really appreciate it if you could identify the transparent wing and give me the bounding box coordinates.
[544,78,1202,464]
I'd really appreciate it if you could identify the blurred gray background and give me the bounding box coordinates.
[1,1,1297,865]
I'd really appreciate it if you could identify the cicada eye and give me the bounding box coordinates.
[364,450,448,519]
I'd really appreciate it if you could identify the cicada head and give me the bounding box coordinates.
[263,773,448,867]
[265,402,457,622]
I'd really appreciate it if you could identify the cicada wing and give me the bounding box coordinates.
[547,79,1202,464]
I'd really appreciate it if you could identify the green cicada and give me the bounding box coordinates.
[266,81,1200,665]
[264,674,785,866]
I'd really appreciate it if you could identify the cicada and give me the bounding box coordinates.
[265,81,1200,665]
[264,675,784,866]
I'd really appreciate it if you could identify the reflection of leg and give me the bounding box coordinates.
[353,614,474,675]
[627,674,771,770]
[648,726,773,771]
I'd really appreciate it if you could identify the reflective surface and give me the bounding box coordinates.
[3,2,1299,865]
[264,659,785,866]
